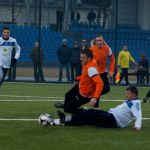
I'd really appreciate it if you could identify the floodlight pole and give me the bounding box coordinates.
[11,0,15,23]
[38,0,42,82]
[63,0,70,31]
[114,0,118,62]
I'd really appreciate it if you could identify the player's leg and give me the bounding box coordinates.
[100,72,110,95]
[117,68,125,85]
[54,85,78,108]
[124,68,130,86]
[12,62,17,81]
[95,72,110,108]
[62,109,118,128]
[63,91,90,114]
[0,67,8,85]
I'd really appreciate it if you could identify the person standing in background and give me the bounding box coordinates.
[70,42,81,81]
[117,45,136,86]
[57,39,71,82]
[87,9,96,26]
[137,54,149,84]
[81,40,88,51]
[56,7,63,31]
[30,42,45,82]
[71,8,80,23]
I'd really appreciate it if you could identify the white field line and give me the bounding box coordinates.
[0,94,62,99]
[0,94,125,102]
[0,118,149,121]
[0,99,64,102]
[0,118,38,121]
[0,99,125,102]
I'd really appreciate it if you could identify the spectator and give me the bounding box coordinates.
[70,42,81,81]
[79,39,88,74]
[81,40,88,51]
[87,9,96,26]
[7,48,17,81]
[137,54,149,84]
[30,42,45,82]
[57,39,71,82]
[117,45,136,86]
[71,8,80,23]
[56,7,63,31]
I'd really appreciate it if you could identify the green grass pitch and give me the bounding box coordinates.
[0,82,149,150]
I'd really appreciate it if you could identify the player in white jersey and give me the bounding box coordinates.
[0,26,21,85]
[51,86,142,131]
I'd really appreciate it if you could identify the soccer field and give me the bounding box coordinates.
[0,82,149,150]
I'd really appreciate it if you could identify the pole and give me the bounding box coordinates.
[34,0,37,25]
[114,0,118,61]
[12,0,15,23]
[63,0,70,31]
[38,0,42,82]
[26,0,30,25]
[112,0,118,84]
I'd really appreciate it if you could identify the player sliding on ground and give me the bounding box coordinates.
[51,86,142,130]
[55,49,104,113]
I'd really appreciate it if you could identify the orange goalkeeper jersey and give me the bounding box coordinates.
[90,45,115,73]
[77,60,104,100]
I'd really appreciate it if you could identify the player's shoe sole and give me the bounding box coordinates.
[54,102,64,108]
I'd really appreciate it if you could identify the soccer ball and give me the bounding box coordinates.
[38,114,53,126]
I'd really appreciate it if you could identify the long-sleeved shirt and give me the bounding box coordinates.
[0,37,21,68]
[118,50,135,68]
[76,59,104,100]
[109,99,142,128]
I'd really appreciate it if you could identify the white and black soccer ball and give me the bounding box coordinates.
[38,114,53,126]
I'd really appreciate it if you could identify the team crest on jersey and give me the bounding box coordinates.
[2,48,9,56]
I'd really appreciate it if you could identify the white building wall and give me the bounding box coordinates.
[137,0,150,30]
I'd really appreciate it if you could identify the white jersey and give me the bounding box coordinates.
[0,37,21,68]
[109,99,142,128]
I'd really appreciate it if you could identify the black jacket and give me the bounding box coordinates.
[30,47,43,64]
[56,10,63,21]
[57,46,71,63]
[71,47,81,63]
[87,11,96,21]
[138,58,149,72]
